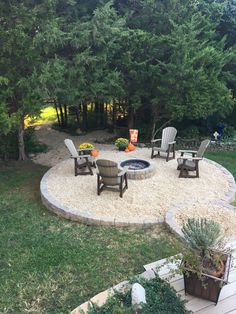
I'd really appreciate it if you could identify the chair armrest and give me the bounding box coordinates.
[179,150,197,154]
[78,148,94,152]
[168,141,176,145]
[151,138,162,143]
[180,157,202,161]
[79,154,91,158]
[118,166,129,176]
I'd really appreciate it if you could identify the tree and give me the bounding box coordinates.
[0,0,61,160]
[115,0,235,138]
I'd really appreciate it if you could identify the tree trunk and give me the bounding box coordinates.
[151,105,172,140]
[54,99,61,126]
[58,100,65,127]
[105,102,108,127]
[18,114,26,161]
[75,106,80,125]
[112,101,117,128]
[95,101,99,112]
[64,104,68,127]
[82,103,88,131]
[128,106,134,129]
[100,103,104,127]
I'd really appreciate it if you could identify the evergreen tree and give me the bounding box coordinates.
[0,0,61,159]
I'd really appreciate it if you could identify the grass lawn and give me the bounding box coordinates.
[1,151,235,313]
[205,150,236,180]
[25,107,58,127]
[0,162,180,314]
[206,150,236,206]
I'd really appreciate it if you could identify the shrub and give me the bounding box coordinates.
[181,218,226,276]
[115,138,129,150]
[179,126,200,139]
[24,127,48,154]
[85,277,189,314]
[182,218,222,258]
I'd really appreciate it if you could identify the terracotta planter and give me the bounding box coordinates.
[183,253,231,304]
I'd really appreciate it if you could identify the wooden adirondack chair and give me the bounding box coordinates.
[151,127,177,161]
[96,159,128,198]
[64,139,95,176]
[177,139,210,178]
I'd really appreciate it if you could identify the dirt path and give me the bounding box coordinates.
[33,124,115,167]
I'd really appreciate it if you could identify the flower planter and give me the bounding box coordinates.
[183,253,231,304]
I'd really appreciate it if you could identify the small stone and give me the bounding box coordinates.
[132,283,146,308]
[28,153,36,158]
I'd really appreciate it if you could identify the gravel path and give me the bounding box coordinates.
[33,124,115,167]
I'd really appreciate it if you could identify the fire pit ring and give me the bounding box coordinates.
[120,158,156,180]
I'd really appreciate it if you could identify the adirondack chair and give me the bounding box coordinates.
[177,139,210,178]
[64,139,95,176]
[96,159,128,198]
[151,127,177,161]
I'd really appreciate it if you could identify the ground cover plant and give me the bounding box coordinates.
[86,277,190,314]
[0,161,179,314]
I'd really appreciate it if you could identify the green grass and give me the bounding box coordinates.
[206,150,236,206]
[25,106,58,127]
[0,162,180,314]
[205,150,236,180]
[1,151,235,313]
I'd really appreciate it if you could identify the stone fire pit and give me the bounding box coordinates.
[120,158,156,180]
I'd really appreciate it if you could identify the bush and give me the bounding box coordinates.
[24,127,48,154]
[179,126,200,139]
[115,138,129,150]
[86,277,189,314]
[222,124,236,140]
[0,131,18,159]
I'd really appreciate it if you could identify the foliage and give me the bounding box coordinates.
[86,277,190,314]
[1,0,236,157]
[179,126,200,139]
[182,218,222,258]
[115,138,129,150]
[24,127,48,154]
[222,124,236,139]
[0,161,180,313]
[181,218,226,275]
[79,143,94,149]
[0,0,61,159]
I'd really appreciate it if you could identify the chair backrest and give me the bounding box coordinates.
[161,127,177,150]
[96,159,120,185]
[64,139,79,158]
[196,139,210,158]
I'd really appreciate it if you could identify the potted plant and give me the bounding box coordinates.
[79,142,94,155]
[181,218,231,304]
[115,138,129,151]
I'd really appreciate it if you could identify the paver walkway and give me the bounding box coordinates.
[144,242,236,313]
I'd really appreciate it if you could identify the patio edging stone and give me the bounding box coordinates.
[40,159,163,226]
[41,158,236,227]
[165,157,236,241]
